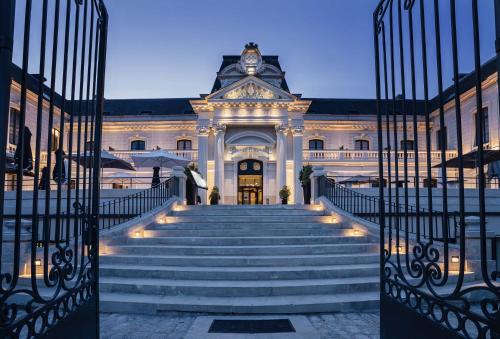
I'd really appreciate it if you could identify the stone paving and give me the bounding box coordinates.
[100,312,380,339]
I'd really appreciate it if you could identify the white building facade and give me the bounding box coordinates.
[6,43,500,205]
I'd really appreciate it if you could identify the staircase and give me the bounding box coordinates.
[100,205,380,314]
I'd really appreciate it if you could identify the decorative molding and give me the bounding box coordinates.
[196,125,211,136]
[223,82,278,100]
[275,124,289,134]
[291,125,305,136]
[213,123,227,135]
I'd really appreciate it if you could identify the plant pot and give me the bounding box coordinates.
[210,198,219,205]
[302,182,311,205]
[282,198,288,205]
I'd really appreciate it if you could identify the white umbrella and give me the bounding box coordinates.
[131,149,190,169]
[71,150,136,171]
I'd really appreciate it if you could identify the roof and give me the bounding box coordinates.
[211,55,290,93]
[429,56,497,112]
[10,64,66,109]
[103,98,196,116]
[304,98,427,115]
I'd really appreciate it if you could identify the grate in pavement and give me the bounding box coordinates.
[208,319,296,334]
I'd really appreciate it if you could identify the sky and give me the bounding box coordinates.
[11,0,498,100]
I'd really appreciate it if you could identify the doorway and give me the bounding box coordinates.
[237,159,263,205]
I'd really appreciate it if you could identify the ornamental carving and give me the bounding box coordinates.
[223,83,278,100]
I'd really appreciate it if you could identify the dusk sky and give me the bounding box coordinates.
[11,0,497,100]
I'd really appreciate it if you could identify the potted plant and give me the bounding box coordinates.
[279,185,291,205]
[299,165,313,204]
[209,186,221,205]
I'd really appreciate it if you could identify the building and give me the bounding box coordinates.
[6,43,500,204]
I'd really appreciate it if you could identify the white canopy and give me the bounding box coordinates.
[131,149,190,169]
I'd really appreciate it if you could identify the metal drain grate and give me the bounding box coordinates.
[208,319,296,334]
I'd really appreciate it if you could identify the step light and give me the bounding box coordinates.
[133,230,144,238]
[353,229,361,236]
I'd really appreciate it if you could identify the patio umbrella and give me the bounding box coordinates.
[433,149,500,168]
[53,148,66,184]
[14,126,33,172]
[39,167,49,190]
[152,167,160,187]
[131,149,190,169]
[71,150,135,171]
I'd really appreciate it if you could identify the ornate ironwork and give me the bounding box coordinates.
[0,0,108,337]
[372,0,500,337]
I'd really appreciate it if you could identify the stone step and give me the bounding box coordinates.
[162,216,333,223]
[99,276,379,297]
[100,253,380,267]
[110,243,378,256]
[99,263,381,280]
[148,222,343,230]
[171,209,325,216]
[99,292,379,314]
[145,228,348,238]
[178,205,321,211]
[125,235,370,246]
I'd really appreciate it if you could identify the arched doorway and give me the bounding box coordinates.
[237,159,263,205]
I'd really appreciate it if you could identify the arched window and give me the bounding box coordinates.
[400,140,414,151]
[354,140,370,150]
[177,139,192,150]
[130,140,145,150]
[309,139,324,150]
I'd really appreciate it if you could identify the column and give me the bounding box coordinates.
[292,125,304,204]
[214,124,226,204]
[197,125,209,204]
[275,124,288,203]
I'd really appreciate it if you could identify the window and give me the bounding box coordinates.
[474,107,489,146]
[130,140,145,150]
[436,127,447,151]
[308,139,324,150]
[400,140,414,151]
[177,139,192,150]
[354,140,370,150]
[9,108,20,145]
[51,128,60,152]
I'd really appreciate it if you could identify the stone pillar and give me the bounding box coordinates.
[310,166,325,203]
[214,124,226,204]
[459,216,496,280]
[292,125,304,204]
[172,166,187,205]
[196,125,210,204]
[275,124,288,203]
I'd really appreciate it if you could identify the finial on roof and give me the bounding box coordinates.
[245,42,259,50]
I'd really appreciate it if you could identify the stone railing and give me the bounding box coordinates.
[303,149,458,162]
[110,150,198,163]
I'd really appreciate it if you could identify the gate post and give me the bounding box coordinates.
[172,166,187,205]
[459,216,496,279]
[310,166,325,203]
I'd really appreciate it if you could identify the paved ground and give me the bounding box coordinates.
[100,312,380,339]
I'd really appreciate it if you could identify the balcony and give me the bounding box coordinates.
[303,149,458,163]
[110,150,198,163]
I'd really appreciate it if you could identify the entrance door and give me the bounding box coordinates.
[237,160,263,205]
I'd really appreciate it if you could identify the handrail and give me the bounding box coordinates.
[318,176,458,242]
[95,177,178,230]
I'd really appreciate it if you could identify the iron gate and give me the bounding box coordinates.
[0,0,108,338]
[374,0,500,338]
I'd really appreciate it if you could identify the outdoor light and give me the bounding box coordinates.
[451,256,460,264]
[34,259,42,266]
[134,230,143,238]
[331,215,338,223]
[397,246,403,252]
[353,229,361,236]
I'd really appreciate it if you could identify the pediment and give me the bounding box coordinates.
[207,76,295,101]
